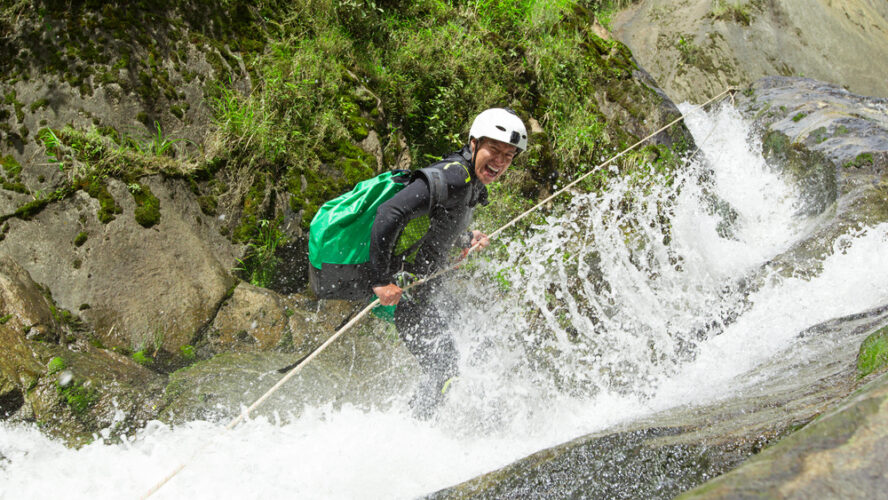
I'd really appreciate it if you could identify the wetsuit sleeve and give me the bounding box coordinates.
[369,177,431,287]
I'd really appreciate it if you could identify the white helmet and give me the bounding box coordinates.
[469,108,528,152]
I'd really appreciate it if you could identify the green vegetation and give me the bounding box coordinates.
[57,379,99,414]
[677,36,702,65]
[180,344,196,360]
[0,313,12,324]
[132,350,154,366]
[47,356,66,375]
[73,231,88,247]
[129,182,161,228]
[710,0,753,25]
[844,152,875,169]
[234,218,286,287]
[858,326,888,378]
[3,0,688,293]
[792,112,807,122]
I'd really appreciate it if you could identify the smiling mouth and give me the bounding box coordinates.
[484,165,500,177]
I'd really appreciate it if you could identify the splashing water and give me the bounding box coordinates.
[3,105,888,500]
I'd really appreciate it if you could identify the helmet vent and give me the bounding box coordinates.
[510,131,520,144]
[495,125,507,131]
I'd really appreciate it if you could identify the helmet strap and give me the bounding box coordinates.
[470,137,482,171]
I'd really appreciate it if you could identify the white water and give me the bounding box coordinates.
[3,105,888,499]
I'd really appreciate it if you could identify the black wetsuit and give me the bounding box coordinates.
[369,145,488,287]
[370,145,488,413]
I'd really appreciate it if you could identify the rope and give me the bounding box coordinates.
[140,86,736,499]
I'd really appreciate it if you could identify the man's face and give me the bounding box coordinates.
[472,138,517,185]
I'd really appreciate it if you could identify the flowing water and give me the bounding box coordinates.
[2,104,888,499]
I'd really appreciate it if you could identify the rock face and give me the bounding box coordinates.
[0,176,239,353]
[431,305,888,499]
[612,0,888,102]
[0,255,166,445]
[734,77,888,278]
[678,370,888,499]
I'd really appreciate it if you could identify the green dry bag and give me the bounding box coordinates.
[308,170,411,270]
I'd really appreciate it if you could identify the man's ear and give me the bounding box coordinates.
[470,138,477,153]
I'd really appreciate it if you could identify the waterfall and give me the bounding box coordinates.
[2,104,887,500]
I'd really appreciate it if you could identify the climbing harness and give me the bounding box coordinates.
[140,86,737,499]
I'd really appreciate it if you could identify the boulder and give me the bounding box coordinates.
[205,282,295,352]
[0,176,239,354]
[24,342,167,447]
[0,255,57,409]
[735,77,888,279]
[678,371,888,499]
[0,255,165,445]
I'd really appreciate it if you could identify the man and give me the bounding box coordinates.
[368,107,528,417]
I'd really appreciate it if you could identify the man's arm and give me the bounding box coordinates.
[369,177,431,303]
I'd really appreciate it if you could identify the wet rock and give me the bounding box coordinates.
[735,77,888,279]
[737,77,888,194]
[0,256,166,444]
[678,371,888,499]
[24,342,166,447]
[431,304,888,499]
[159,319,419,424]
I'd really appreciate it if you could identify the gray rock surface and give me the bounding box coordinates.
[612,0,888,102]
[0,175,239,353]
[735,77,888,279]
[678,371,888,499]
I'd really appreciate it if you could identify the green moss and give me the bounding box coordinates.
[130,182,161,228]
[78,178,122,223]
[132,350,154,366]
[792,112,807,122]
[73,231,88,247]
[47,356,66,375]
[29,98,50,112]
[2,181,27,193]
[809,127,828,144]
[170,103,189,120]
[844,152,875,169]
[179,344,196,360]
[57,380,99,414]
[1,155,22,177]
[198,195,217,216]
[13,197,52,220]
[858,326,888,378]
[0,313,12,324]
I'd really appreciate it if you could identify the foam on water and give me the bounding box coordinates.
[2,104,887,500]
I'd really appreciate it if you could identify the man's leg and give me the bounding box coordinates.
[393,285,459,418]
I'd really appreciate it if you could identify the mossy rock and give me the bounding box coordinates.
[858,326,888,378]
[130,182,161,228]
[78,178,122,224]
